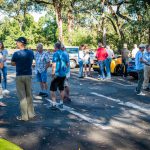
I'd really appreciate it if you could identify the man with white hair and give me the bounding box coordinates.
[135,44,147,95]
[105,45,114,79]
[34,43,50,97]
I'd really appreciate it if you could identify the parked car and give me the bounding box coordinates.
[92,55,123,75]
[127,58,138,79]
[65,46,79,69]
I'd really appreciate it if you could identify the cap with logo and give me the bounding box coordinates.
[15,37,27,44]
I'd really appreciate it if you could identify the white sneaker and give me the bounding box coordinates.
[2,89,10,96]
[137,92,146,96]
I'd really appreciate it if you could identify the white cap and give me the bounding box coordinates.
[139,44,145,48]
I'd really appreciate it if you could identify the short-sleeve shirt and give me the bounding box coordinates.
[135,51,144,70]
[11,49,34,76]
[106,49,114,59]
[96,47,108,61]
[52,50,69,77]
[121,49,130,60]
[34,51,50,73]
[0,49,8,67]
[143,51,150,66]
[78,50,84,63]
[64,50,70,78]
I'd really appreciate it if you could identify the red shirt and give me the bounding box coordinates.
[96,47,108,61]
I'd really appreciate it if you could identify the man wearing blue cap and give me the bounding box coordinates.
[11,37,35,121]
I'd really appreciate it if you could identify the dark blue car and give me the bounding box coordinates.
[127,58,138,79]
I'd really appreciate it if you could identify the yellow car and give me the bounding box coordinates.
[92,55,123,75]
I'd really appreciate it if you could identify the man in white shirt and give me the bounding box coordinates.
[132,44,139,58]
[105,45,115,79]
[78,45,85,78]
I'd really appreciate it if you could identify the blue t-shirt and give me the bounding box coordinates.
[135,51,144,71]
[52,50,69,77]
[143,51,150,65]
[11,49,34,76]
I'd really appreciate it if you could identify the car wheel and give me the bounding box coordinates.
[70,60,77,69]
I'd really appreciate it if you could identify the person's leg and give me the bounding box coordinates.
[143,65,149,89]
[36,72,43,94]
[64,78,70,100]
[79,61,84,77]
[88,63,91,76]
[99,61,105,79]
[84,64,87,76]
[16,76,28,120]
[122,59,128,77]
[25,76,35,119]
[50,77,58,107]
[41,71,48,94]
[105,58,111,79]
[125,63,128,77]
[136,70,144,94]
[2,67,7,89]
[58,77,66,107]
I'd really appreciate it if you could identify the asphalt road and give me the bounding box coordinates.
[0,66,150,150]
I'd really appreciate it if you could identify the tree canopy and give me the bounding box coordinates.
[0,0,149,51]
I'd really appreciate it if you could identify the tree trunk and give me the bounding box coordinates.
[67,9,74,44]
[54,3,63,42]
[102,17,106,47]
[149,27,150,44]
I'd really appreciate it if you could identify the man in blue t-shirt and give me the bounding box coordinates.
[50,42,69,109]
[11,37,35,121]
[135,44,147,96]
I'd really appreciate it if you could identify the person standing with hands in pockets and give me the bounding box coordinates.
[11,37,35,121]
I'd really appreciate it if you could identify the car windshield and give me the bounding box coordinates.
[66,48,78,54]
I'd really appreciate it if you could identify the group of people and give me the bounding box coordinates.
[135,44,150,95]
[78,44,92,78]
[0,36,150,120]
[1,37,71,121]
[78,42,114,80]
[78,42,150,96]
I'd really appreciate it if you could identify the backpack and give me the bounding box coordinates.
[56,51,68,77]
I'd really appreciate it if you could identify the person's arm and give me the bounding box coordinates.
[141,53,148,64]
[45,53,51,69]
[2,50,8,62]
[51,53,57,77]
[51,62,56,77]
[11,52,16,66]
[32,52,36,67]
[111,50,115,58]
